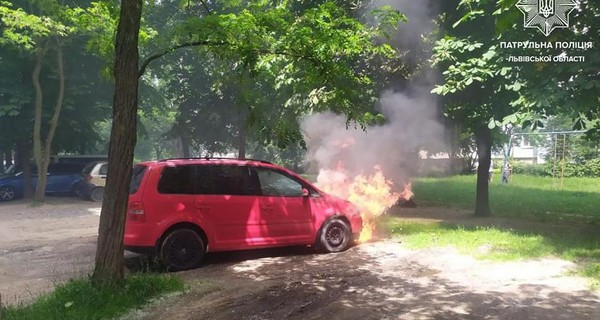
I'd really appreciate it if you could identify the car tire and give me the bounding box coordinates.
[318,218,352,253]
[0,186,16,201]
[159,229,205,271]
[90,187,104,202]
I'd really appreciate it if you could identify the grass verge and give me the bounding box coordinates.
[380,216,600,286]
[413,175,600,221]
[1,274,184,320]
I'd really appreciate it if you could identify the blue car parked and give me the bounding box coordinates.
[0,163,86,201]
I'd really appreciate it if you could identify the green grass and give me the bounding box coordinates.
[381,217,600,285]
[1,274,184,320]
[413,175,600,221]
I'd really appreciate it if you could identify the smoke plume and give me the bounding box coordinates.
[301,1,443,189]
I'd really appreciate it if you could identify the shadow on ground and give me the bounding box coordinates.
[130,240,600,320]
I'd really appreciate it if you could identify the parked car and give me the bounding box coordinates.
[0,163,87,201]
[124,158,363,271]
[76,161,107,202]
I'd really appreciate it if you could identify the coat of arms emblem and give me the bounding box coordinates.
[516,0,577,36]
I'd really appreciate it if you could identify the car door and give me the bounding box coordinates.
[45,164,64,193]
[193,165,262,250]
[254,167,314,244]
[46,164,80,193]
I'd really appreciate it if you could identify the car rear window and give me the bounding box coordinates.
[130,165,147,194]
[82,162,97,174]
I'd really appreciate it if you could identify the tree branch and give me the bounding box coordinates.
[138,40,228,78]
[199,0,212,15]
[138,42,322,78]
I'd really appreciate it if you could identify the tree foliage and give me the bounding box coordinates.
[0,0,106,201]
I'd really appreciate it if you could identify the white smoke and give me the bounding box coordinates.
[301,1,444,188]
[301,90,444,188]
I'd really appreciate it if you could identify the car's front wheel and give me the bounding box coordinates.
[318,218,352,253]
[90,187,104,202]
[0,186,16,201]
[159,229,206,271]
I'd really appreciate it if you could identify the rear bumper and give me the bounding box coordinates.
[124,220,160,248]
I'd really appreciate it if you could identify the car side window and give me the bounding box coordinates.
[255,168,303,197]
[210,165,256,196]
[194,165,215,195]
[157,165,195,194]
[99,164,108,175]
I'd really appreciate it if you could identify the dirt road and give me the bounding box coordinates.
[131,240,600,320]
[1,201,600,319]
[0,198,100,305]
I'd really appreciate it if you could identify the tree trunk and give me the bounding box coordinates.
[16,139,33,199]
[32,39,49,202]
[180,134,190,158]
[0,150,5,173]
[92,0,142,287]
[5,150,13,167]
[33,38,65,202]
[238,124,246,159]
[153,144,163,160]
[474,127,492,216]
[237,107,248,159]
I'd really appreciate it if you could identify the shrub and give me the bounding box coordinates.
[512,160,600,178]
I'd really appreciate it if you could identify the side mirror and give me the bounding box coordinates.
[302,188,310,197]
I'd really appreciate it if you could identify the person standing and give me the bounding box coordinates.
[502,163,512,184]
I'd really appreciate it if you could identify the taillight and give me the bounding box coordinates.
[128,201,145,222]
[83,174,92,181]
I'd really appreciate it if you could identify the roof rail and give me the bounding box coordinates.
[157,157,273,165]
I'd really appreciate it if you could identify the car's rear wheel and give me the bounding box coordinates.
[159,229,205,271]
[0,186,15,201]
[90,187,104,202]
[318,218,351,253]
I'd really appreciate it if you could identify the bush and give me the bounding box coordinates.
[512,159,600,178]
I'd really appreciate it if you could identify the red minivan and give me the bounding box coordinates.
[124,158,362,271]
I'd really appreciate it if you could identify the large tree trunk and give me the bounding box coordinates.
[474,127,492,216]
[92,0,142,287]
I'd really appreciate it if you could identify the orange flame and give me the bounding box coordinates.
[316,165,412,242]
